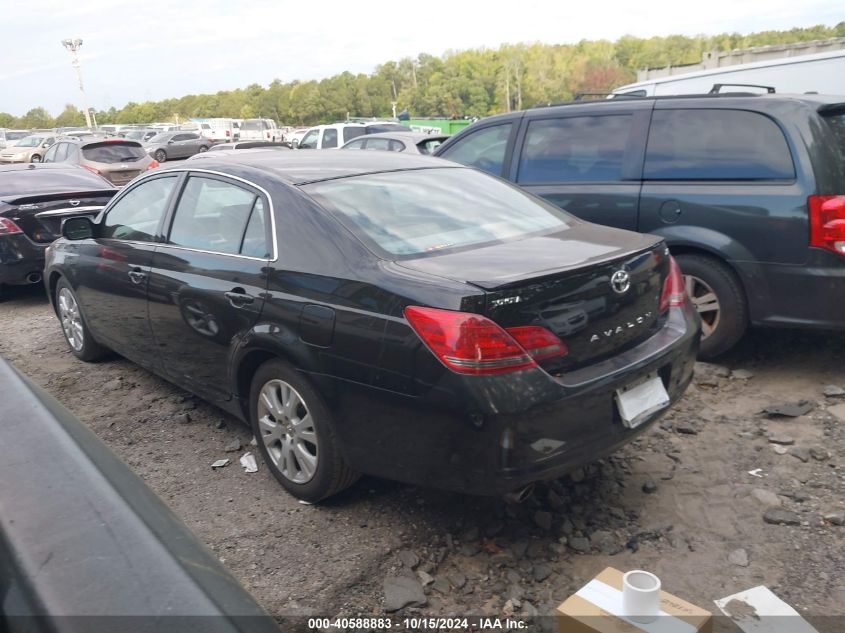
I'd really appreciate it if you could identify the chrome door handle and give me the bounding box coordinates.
[128,269,147,284]
[225,290,255,306]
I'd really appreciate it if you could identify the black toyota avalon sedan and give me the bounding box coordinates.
[0,164,116,298]
[45,152,700,502]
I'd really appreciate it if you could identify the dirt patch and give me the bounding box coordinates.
[1,284,843,621]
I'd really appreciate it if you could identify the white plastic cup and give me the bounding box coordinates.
[622,570,662,623]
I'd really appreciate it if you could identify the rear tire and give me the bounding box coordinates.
[154,149,167,163]
[675,254,746,358]
[55,278,108,362]
[249,359,359,503]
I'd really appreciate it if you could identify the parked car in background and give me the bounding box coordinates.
[0,129,32,150]
[0,164,115,297]
[436,92,845,357]
[0,133,62,163]
[297,122,410,149]
[341,131,449,154]
[43,137,157,187]
[122,128,160,143]
[142,132,212,163]
[44,151,699,502]
[202,141,292,153]
[239,118,282,142]
[285,127,310,147]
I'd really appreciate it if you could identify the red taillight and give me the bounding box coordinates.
[0,217,23,235]
[226,130,231,137]
[505,326,568,361]
[82,164,102,176]
[659,256,686,314]
[146,159,159,170]
[404,306,536,375]
[809,195,845,256]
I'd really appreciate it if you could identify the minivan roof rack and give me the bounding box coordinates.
[709,83,775,94]
[538,90,775,109]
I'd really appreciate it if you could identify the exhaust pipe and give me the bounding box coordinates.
[26,272,42,284]
[502,483,535,504]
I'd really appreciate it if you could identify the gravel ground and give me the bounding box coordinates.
[1,284,843,626]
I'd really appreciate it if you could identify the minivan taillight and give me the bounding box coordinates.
[809,195,845,256]
[0,217,23,235]
[659,256,686,313]
[404,306,536,375]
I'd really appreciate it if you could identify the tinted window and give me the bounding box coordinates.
[82,142,146,163]
[0,169,111,196]
[299,130,318,149]
[102,176,176,241]
[820,111,845,185]
[343,127,366,143]
[438,123,512,176]
[644,110,795,180]
[168,176,259,255]
[323,128,338,149]
[305,167,570,257]
[147,134,171,143]
[365,138,392,151]
[342,139,366,150]
[518,115,632,183]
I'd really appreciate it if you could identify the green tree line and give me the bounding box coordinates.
[2,23,843,130]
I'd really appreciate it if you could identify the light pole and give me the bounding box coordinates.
[61,38,93,129]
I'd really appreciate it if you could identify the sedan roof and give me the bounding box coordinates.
[167,150,460,185]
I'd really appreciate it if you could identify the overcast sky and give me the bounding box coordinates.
[1,0,840,117]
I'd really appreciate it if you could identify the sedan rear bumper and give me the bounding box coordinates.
[0,235,47,286]
[326,302,700,495]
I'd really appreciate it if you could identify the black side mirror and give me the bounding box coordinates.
[62,216,95,240]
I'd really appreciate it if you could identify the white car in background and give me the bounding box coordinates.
[239,118,282,141]
[297,121,409,149]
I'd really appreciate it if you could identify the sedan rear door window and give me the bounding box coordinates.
[101,176,178,242]
[167,176,261,256]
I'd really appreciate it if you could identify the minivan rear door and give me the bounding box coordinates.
[507,101,652,231]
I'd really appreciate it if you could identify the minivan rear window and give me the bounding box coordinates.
[820,110,845,184]
[82,142,147,163]
[304,167,570,257]
[644,109,795,180]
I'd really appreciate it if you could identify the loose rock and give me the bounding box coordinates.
[675,425,698,435]
[533,564,552,583]
[642,479,658,494]
[823,511,845,526]
[788,446,810,463]
[751,489,782,507]
[731,369,754,380]
[103,379,123,392]
[176,412,191,425]
[828,403,845,422]
[809,447,830,461]
[767,433,794,446]
[431,577,451,595]
[728,548,749,567]
[568,537,590,553]
[224,439,242,453]
[383,576,427,611]
[448,572,466,589]
[399,549,420,569]
[763,400,813,418]
[763,509,801,526]
[822,385,845,397]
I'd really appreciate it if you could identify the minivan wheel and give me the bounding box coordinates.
[55,278,108,362]
[154,149,166,163]
[675,254,746,358]
[249,359,359,502]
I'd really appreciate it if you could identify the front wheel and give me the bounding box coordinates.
[30,155,41,163]
[154,149,167,163]
[675,254,747,358]
[198,145,208,153]
[55,278,108,361]
[249,359,359,502]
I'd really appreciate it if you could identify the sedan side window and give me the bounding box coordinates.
[168,176,261,256]
[344,139,366,150]
[437,123,513,176]
[240,198,270,258]
[102,176,178,242]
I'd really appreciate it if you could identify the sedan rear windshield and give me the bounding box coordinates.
[303,167,571,257]
[0,169,111,197]
[82,142,147,163]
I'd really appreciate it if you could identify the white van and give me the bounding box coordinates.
[613,49,845,97]
[239,118,282,142]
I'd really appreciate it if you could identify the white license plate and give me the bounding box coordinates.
[615,374,670,429]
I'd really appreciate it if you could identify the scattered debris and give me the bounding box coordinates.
[211,458,230,469]
[239,452,258,473]
[731,369,754,380]
[728,548,749,567]
[383,576,426,611]
[747,468,765,478]
[675,424,698,435]
[767,433,794,445]
[102,379,123,392]
[249,437,258,446]
[809,447,830,461]
[823,510,845,526]
[763,508,801,526]
[642,479,658,494]
[772,444,789,455]
[715,586,817,633]
[176,412,191,425]
[417,570,434,586]
[762,400,813,418]
[224,439,242,453]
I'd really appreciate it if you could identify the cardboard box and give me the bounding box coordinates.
[556,567,712,633]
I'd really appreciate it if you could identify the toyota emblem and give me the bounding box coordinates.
[610,270,630,294]
[69,199,81,207]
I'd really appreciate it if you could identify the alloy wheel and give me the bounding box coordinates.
[257,379,318,484]
[684,274,720,339]
[58,288,84,351]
